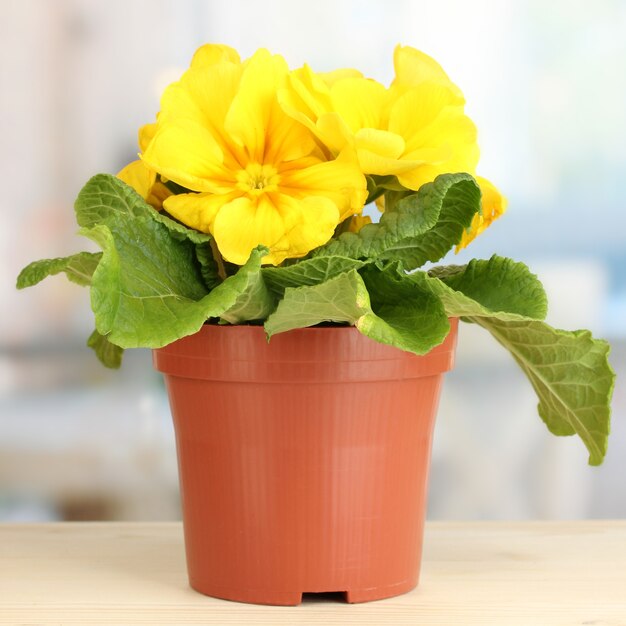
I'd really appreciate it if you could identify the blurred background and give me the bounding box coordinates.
[1,0,624,522]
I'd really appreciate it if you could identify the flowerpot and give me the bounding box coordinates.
[153,318,458,606]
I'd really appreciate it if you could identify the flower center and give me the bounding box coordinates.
[236,163,280,194]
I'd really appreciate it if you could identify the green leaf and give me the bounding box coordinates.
[368,174,405,197]
[87,329,124,369]
[262,256,368,295]
[194,242,222,291]
[265,267,450,356]
[205,245,270,321]
[84,216,207,347]
[409,256,612,465]
[75,173,222,294]
[313,173,481,269]
[220,252,275,324]
[264,270,371,336]
[365,175,397,203]
[379,174,481,268]
[75,173,272,347]
[83,205,269,347]
[471,317,615,466]
[424,255,548,321]
[16,252,102,289]
[76,173,212,243]
[358,265,451,355]
[149,209,212,244]
[75,174,155,228]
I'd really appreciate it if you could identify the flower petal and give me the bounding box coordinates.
[347,214,372,233]
[190,43,240,69]
[138,123,157,152]
[279,152,367,220]
[211,190,342,266]
[164,191,239,234]
[315,112,354,154]
[117,160,156,200]
[388,82,465,149]
[225,50,316,164]
[392,45,459,90]
[271,194,340,261]
[319,68,363,86]
[477,176,507,224]
[330,77,387,133]
[356,148,423,177]
[212,195,288,265]
[176,62,244,154]
[146,181,171,211]
[386,82,479,191]
[225,50,284,160]
[143,63,250,191]
[280,67,355,158]
[265,107,318,164]
[142,120,228,192]
[281,65,333,123]
[355,128,405,159]
[456,176,507,251]
[396,122,480,191]
[142,59,249,191]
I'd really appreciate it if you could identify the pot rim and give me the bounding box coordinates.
[153,318,458,383]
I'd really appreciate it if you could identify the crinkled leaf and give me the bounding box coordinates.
[83,209,267,347]
[206,245,270,320]
[219,255,275,324]
[423,255,548,321]
[264,270,371,336]
[194,242,221,291]
[358,265,451,354]
[149,209,212,244]
[312,182,441,260]
[76,173,212,243]
[87,329,124,369]
[75,174,155,228]
[16,252,102,289]
[409,257,612,465]
[262,256,368,295]
[265,267,450,356]
[83,217,206,347]
[313,173,481,269]
[379,174,481,268]
[472,317,614,466]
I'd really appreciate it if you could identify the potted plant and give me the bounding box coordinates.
[17,43,615,606]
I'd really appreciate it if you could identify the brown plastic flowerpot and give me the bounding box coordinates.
[153,318,458,606]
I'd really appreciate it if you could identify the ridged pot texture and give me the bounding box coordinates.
[153,319,458,606]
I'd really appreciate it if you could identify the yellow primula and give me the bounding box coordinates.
[347,214,372,233]
[456,177,507,251]
[280,44,505,249]
[117,123,171,210]
[140,44,367,265]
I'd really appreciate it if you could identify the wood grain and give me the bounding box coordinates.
[0,521,625,625]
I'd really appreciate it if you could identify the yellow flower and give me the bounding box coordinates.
[456,177,507,251]
[117,123,171,210]
[280,44,505,247]
[347,214,372,233]
[141,45,367,265]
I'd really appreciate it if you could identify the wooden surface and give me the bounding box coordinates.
[1,521,625,625]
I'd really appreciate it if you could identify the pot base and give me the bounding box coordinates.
[189,579,417,606]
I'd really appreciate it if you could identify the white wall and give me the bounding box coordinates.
[1,0,624,521]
